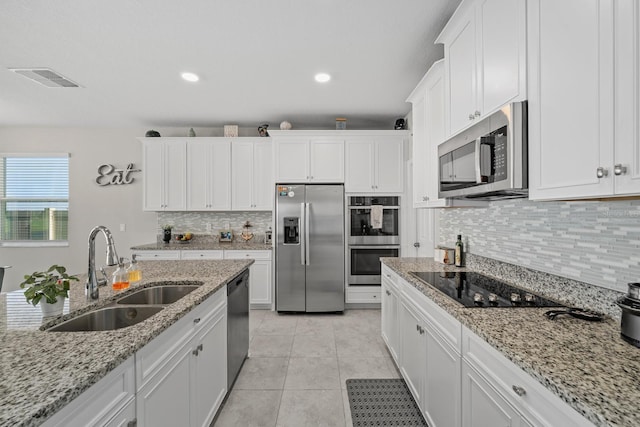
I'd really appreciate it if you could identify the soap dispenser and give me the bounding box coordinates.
[127,254,141,284]
[112,257,130,291]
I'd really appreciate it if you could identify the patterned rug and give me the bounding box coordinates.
[346,378,428,426]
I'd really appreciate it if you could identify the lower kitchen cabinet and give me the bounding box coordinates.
[136,286,227,427]
[223,250,272,308]
[42,356,136,427]
[381,265,594,427]
[132,250,181,261]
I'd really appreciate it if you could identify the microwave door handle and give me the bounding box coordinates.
[474,137,483,184]
[305,203,310,265]
[300,203,306,265]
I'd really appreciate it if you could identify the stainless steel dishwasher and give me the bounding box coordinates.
[227,269,249,390]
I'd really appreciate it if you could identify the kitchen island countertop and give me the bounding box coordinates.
[0,259,252,427]
[382,257,639,427]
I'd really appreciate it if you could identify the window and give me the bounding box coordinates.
[0,154,69,244]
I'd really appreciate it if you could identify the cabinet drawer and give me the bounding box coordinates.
[133,250,181,261]
[462,327,594,427]
[224,250,271,260]
[181,250,224,260]
[402,281,462,352]
[347,288,381,303]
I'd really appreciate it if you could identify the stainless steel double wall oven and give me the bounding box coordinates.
[348,196,400,286]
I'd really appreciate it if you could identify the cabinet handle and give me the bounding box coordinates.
[614,164,627,176]
[596,167,609,178]
[198,343,203,352]
[193,349,199,356]
[386,290,391,296]
[469,114,475,121]
[512,385,526,396]
[422,196,429,201]
[474,110,481,117]
[194,318,201,324]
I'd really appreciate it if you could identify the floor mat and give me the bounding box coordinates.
[346,378,428,426]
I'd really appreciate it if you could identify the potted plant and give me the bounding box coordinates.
[162,225,173,243]
[20,265,79,316]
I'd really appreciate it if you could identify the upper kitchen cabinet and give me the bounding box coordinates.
[437,0,527,137]
[231,139,273,210]
[407,60,449,207]
[345,133,406,193]
[141,138,186,211]
[186,139,231,210]
[528,0,640,200]
[271,132,344,183]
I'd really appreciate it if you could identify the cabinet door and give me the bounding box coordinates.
[192,306,227,427]
[186,141,211,210]
[309,139,344,182]
[253,141,273,210]
[143,142,165,211]
[424,61,449,206]
[399,300,425,405]
[375,138,404,193]
[447,10,477,135]
[345,139,375,192]
[249,259,272,306]
[614,0,640,195]
[104,399,136,427]
[462,361,521,427]
[479,0,525,114]
[410,86,429,206]
[164,141,187,210]
[528,0,615,200]
[381,276,399,362]
[137,344,193,427]
[274,139,309,182]
[424,325,461,427]
[209,141,232,210]
[231,141,255,210]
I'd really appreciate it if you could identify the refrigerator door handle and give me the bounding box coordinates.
[305,202,310,265]
[300,202,306,265]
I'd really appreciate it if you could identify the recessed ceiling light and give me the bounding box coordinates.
[181,72,199,82]
[315,73,331,83]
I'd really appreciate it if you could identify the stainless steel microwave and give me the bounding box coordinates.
[438,101,528,200]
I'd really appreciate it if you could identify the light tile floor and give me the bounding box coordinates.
[213,309,400,427]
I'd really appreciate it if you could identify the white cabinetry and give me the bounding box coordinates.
[231,139,273,210]
[141,139,186,211]
[528,0,640,200]
[131,250,181,261]
[437,0,527,137]
[407,60,449,207]
[136,286,227,427]
[272,135,344,183]
[399,297,427,406]
[345,136,405,193]
[381,267,400,362]
[224,250,272,308]
[187,139,231,210]
[42,357,136,427]
[180,250,224,260]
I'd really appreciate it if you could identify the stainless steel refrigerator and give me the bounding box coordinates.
[275,184,345,312]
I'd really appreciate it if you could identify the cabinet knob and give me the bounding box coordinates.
[474,110,481,117]
[413,242,421,248]
[596,167,609,178]
[386,290,391,296]
[469,114,475,121]
[422,196,429,201]
[614,164,627,176]
[194,318,201,324]
[512,385,526,396]
[198,343,203,352]
[193,349,199,356]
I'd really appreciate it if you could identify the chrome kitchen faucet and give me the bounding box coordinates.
[86,225,119,300]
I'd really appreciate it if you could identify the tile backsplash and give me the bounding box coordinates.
[439,199,640,293]
[158,211,272,235]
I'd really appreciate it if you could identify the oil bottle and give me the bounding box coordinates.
[127,254,141,284]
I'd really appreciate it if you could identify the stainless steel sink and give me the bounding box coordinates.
[47,306,164,332]
[116,284,201,305]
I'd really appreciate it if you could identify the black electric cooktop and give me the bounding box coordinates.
[409,271,564,308]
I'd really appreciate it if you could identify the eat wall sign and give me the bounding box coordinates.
[96,163,141,186]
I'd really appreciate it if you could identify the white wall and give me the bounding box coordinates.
[0,127,220,292]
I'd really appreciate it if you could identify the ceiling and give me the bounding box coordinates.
[0,0,461,130]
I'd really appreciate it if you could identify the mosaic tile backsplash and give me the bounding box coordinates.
[439,199,640,293]
[158,211,272,236]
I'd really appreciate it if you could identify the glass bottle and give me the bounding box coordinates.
[112,257,130,291]
[127,254,141,284]
[455,234,464,267]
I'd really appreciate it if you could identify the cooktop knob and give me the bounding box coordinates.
[525,293,536,303]
[488,293,498,302]
[473,293,485,305]
[510,293,522,304]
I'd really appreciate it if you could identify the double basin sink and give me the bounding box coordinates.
[47,282,202,332]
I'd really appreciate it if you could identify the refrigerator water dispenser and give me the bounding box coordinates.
[283,217,299,244]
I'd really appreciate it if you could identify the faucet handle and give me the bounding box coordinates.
[97,267,108,287]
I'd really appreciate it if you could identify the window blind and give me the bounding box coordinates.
[0,154,69,242]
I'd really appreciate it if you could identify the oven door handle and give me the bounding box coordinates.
[474,137,484,184]
[348,206,399,210]
[348,245,401,250]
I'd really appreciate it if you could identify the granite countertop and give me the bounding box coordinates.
[131,235,272,251]
[381,257,639,427]
[0,259,253,427]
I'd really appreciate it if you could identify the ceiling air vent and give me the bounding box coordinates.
[9,68,81,88]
